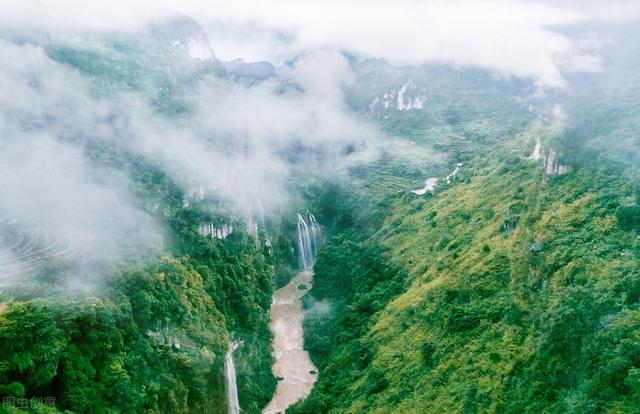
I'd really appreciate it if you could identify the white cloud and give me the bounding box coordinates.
[0,39,161,292]
[0,0,638,293]
[2,1,639,87]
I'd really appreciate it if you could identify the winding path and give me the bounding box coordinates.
[263,271,317,414]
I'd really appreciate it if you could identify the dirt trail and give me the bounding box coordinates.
[263,271,317,414]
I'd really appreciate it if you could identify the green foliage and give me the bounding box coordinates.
[294,148,640,413]
[617,205,640,231]
[0,302,66,389]
[1,157,276,413]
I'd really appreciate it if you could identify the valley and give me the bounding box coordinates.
[1,4,640,414]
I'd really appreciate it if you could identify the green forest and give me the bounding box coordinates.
[0,158,283,413]
[291,108,640,413]
[2,7,640,414]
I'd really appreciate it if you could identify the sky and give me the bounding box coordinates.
[2,0,640,87]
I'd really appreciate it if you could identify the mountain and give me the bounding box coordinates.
[1,10,640,414]
[222,59,275,84]
[288,36,640,414]
[150,14,225,75]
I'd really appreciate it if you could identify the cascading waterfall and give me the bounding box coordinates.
[297,213,322,271]
[263,213,323,414]
[225,342,240,414]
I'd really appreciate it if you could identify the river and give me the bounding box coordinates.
[262,270,318,414]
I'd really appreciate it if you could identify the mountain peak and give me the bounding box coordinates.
[150,14,216,62]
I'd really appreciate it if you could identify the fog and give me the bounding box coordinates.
[0,39,164,292]
[0,1,638,292]
[3,1,640,88]
[0,15,404,292]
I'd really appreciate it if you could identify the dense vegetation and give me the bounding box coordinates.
[3,16,640,414]
[293,126,640,413]
[0,154,282,413]
[0,24,297,414]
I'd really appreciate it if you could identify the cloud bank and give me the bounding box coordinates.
[0,39,161,292]
[0,18,397,291]
[2,1,640,87]
[1,0,638,294]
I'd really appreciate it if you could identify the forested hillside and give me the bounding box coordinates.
[2,5,640,414]
[0,22,287,412]
[0,159,281,413]
[292,109,640,413]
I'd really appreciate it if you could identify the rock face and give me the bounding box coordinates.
[369,78,427,116]
[150,14,225,74]
[528,141,571,175]
[198,223,233,239]
[223,59,275,84]
[544,150,571,175]
[529,140,543,161]
[182,186,206,208]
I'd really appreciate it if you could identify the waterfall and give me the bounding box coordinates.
[297,214,322,271]
[225,342,240,414]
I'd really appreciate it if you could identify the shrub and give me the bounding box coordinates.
[617,205,640,231]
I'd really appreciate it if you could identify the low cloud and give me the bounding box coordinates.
[0,39,161,293]
[1,1,637,294]
[3,1,640,88]
[120,48,381,212]
[0,24,397,292]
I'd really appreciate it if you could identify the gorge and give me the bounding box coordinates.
[263,214,322,413]
[1,4,640,414]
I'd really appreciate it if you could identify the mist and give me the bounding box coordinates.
[1,1,639,294]
[3,1,640,88]
[0,14,408,292]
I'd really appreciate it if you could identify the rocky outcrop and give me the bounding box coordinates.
[528,141,571,175]
[223,59,275,84]
[150,14,225,74]
[198,223,233,239]
[529,140,543,161]
[545,150,571,175]
[369,79,427,116]
[182,186,206,208]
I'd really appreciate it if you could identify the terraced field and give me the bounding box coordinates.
[0,221,83,289]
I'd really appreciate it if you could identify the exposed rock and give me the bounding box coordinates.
[545,150,571,175]
[223,59,275,84]
[529,140,543,160]
[182,185,206,208]
[528,141,571,175]
[198,223,233,239]
[369,79,427,116]
[150,14,225,74]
